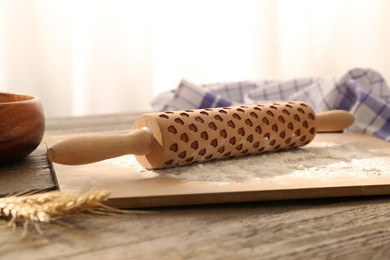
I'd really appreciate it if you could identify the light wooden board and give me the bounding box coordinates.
[51,133,390,208]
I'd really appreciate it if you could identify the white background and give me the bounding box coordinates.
[0,0,389,117]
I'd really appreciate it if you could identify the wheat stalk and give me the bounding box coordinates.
[0,189,123,235]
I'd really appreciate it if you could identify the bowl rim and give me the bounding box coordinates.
[0,92,40,104]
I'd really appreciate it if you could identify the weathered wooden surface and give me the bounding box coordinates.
[2,113,390,259]
[0,144,56,196]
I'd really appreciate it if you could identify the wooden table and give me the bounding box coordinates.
[2,113,390,259]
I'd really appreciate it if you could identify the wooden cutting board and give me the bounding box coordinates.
[50,133,390,208]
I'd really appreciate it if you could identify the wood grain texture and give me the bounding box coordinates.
[0,146,56,196]
[2,197,390,259]
[2,113,390,259]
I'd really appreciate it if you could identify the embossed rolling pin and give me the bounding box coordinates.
[47,102,354,169]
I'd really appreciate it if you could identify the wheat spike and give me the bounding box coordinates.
[0,189,111,224]
[1,189,150,236]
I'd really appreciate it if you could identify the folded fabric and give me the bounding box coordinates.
[151,68,390,141]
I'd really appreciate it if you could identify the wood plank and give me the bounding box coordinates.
[51,133,390,208]
[0,146,56,196]
[1,196,390,259]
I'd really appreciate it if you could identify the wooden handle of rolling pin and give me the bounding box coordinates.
[47,128,154,165]
[316,110,355,132]
[48,105,354,168]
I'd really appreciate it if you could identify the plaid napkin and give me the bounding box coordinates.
[151,68,390,141]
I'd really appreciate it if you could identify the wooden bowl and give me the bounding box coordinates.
[0,92,45,164]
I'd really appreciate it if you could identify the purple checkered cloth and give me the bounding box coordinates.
[151,68,390,141]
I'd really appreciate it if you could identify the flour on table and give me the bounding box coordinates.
[105,142,390,185]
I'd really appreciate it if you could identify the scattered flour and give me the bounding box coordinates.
[105,142,390,185]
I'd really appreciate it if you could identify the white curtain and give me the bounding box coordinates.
[0,0,389,117]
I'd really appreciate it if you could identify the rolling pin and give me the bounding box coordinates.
[48,101,355,169]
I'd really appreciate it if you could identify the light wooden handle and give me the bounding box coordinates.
[47,128,154,165]
[316,110,355,132]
